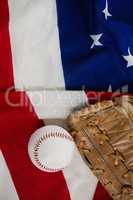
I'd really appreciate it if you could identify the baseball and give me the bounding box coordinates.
[28,125,75,172]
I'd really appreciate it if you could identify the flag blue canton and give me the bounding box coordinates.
[56,0,133,92]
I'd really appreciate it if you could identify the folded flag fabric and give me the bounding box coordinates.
[2,0,133,93]
[0,0,132,199]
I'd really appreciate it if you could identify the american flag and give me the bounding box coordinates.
[0,0,132,199]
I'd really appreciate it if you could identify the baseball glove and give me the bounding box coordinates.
[68,96,133,200]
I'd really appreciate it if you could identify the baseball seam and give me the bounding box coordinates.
[33,132,73,172]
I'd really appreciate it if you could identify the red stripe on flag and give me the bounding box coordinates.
[0,0,14,90]
[93,182,112,200]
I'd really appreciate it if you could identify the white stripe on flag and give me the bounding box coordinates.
[63,147,98,200]
[8,0,65,90]
[0,151,19,200]
[26,90,88,119]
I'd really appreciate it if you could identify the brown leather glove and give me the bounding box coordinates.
[68,96,133,200]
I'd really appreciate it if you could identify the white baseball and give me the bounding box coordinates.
[28,125,75,172]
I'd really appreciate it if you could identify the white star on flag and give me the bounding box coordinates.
[123,47,133,68]
[108,84,112,92]
[102,0,112,20]
[90,34,103,49]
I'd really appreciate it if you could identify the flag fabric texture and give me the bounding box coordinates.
[0,0,132,199]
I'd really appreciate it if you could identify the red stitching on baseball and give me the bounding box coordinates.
[33,132,73,172]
